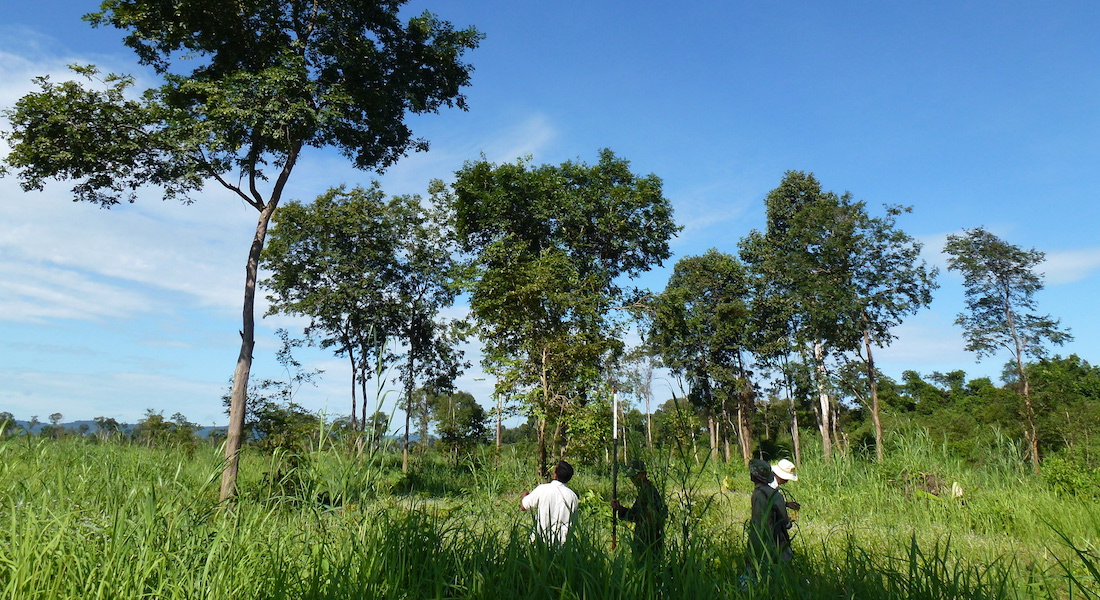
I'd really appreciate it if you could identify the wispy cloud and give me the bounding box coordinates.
[1043,247,1100,285]
[0,260,151,322]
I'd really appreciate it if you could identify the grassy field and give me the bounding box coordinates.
[2,432,1098,599]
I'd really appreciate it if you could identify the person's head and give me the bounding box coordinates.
[749,459,774,485]
[771,458,798,485]
[553,460,574,484]
[624,459,648,484]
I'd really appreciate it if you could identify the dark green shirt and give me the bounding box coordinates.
[618,480,668,560]
[748,482,792,564]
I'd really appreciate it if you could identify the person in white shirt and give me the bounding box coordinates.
[520,460,578,546]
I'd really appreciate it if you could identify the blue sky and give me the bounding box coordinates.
[1,1,1099,427]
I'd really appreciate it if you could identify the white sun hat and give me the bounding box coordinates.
[772,458,798,482]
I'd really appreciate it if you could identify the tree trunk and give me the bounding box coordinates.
[1006,297,1041,474]
[791,406,802,466]
[737,405,750,464]
[708,415,718,460]
[813,340,833,460]
[722,403,731,462]
[220,200,279,502]
[347,344,358,430]
[538,416,548,478]
[783,354,803,466]
[645,392,653,449]
[1018,358,1040,473]
[402,351,415,474]
[735,353,753,465]
[863,322,884,462]
[360,360,369,429]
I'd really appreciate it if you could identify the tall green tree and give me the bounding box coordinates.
[450,149,678,475]
[0,412,15,438]
[740,171,862,460]
[262,185,403,433]
[944,227,1072,471]
[430,390,487,465]
[391,186,467,473]
[844,204,938,461]
[262,183,464,471]
[620,339,660,449]
[1,0,480,500]
[1027,355,1100,464]
[93,416,123,440]
[651,249,754,463]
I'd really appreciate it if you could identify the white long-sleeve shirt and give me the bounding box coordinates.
[521,480,578,545]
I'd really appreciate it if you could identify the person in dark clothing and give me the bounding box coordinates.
[747,458,793,565]
[611,459,668,564]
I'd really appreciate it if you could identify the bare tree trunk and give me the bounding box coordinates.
[863,322,884,462]
[538,417,548,478]
[347,345,358,430]
[813,340,833,461]
[402,351,415,474]
[782,354,803,466]
[736,406,750,464]
[646,395,653,449]
[791,407,802,466]
[360,361,368,430]
[644,360,654,449]
[221,200,278,502]
[735,353,754,465]
[722,403,731,462]
[708,415,718,460]
[495,392,502,449]
[537,347,551,478]
[1003,296,1040,473]
[1018,357,1040,473]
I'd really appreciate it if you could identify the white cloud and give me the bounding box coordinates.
[1043,247,1100,285]
[0,259,151,322]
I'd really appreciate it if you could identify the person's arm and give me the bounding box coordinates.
[520,489,534,511]
[774,490,792,529]
[750,487,767,525]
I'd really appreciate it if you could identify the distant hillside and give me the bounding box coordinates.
[6,420,227,438]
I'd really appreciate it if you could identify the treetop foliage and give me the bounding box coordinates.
[944,226,1072,361]
[2,0,483,207]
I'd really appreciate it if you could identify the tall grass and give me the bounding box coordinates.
[1,432,1096,599]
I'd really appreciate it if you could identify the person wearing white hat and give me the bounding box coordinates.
[770,459,798,489]
[769,458,802,515]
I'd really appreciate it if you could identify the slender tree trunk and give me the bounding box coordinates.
[1005,294,1041,473]
[538,416,548,478]
[360,361,368,429]
[402,350,415,474]
[221,200,279,502]
[347,343,358,430]
[1017,356,1040,473]
[736,353,754,465]
[645,391,653,449]
[722,403,731,462]
[813,340,833,460]
[708,415,718,460]
[495,392,502,449]
[863,322,884,462]
[537,347,551,478]
[359,357,370,453]
[736,405,748,464]
[783,354,803,466]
